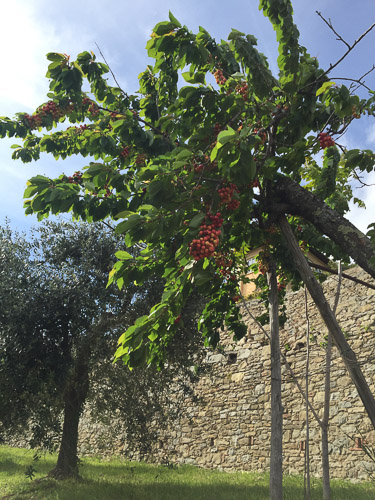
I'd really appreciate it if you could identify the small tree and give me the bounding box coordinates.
[0,221,204,477]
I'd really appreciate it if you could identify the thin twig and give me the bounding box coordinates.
[95,43,129,99]
[318,15,375,78]
[316,12,350,49]
[101,220,115,232]
[353,170,375,188]
[299,16,375,95]
[330,77,372,92]
[308,262,375,292]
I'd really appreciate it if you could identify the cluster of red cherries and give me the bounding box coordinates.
[193,156,217,174]
[24,114,43,129]
[215,253,236,281]
[236,83,249,101]
[67,171,83,184]
[318,132,335,149]
[213,69,227,85]
[82,97,93,107]
[24,96,99,130]
[120,146,130,159]
[88,103,100,117]
[24,100,72,129]
[80,96,100,117]
[189,212,223,261]
[76,124,89,133]
[253,128,267,143]
[218,183,240,210]
[135,154,146,166]
[194,162,205,174]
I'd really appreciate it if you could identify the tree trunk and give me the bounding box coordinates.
[273,176,375,280]
[321,325,332,500]
[267,260,283,500]
[304,288,311,500]
[321,262,342,500]
[278,215,375,429]
[49,350,90,479]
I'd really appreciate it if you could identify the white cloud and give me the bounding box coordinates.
[347,170,375,233]
[0,2,53,108]
[366,123,375,147]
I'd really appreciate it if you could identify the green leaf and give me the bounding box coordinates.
[152,21,177,37]
[115,214,144,234]
[181,71,206,84]
[228,29,245,40]
[138,204,155,212]
[210,145,218,162]
[194,269,213,287]
[135,315,149,326]
[175,148,193,161]
[230,72,246,80]
[83,163,106,176]
[148,331,158,342]
[217,127,237,147]
[169,11,182,28]
[27,175,51,186]
[46,52,66,62]
[115,210,136,219]
[115,250,133,260]
[189,213,205,228]
[316,81,336,96]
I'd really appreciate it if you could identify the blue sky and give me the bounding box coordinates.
[1,0,375,232]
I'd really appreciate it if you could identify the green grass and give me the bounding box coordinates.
[1,445,375,500]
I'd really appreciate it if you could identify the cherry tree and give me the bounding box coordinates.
[1,1,375,496]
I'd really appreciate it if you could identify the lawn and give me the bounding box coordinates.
[1,445,375,500]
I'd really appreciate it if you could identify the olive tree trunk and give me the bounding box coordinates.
[49,349,90,479]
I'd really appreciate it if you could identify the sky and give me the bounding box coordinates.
[1,0,375,233]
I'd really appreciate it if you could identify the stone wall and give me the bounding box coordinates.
[78,266,375,480]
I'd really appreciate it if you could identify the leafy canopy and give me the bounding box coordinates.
[1,1,375,367]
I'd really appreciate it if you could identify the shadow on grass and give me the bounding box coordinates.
[0,459,24,475]
[2,451,375,500]
[14,478,269,500]
[0,456,54,476]
[3,473,375,500]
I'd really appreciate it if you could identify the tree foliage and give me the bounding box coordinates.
[1,1,375,369]
[0,221,204,476]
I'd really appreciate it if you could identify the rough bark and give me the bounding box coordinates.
[267,261,283,500]
[272,176,375,279]
[49,350,90,479]
[278,215,375,429]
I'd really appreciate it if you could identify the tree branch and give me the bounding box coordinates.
[271,175,375,280]
[95,43,129,100]
[316,11,350,49]
[330,77,372,93]
[316,13,375,78]
[308,262,375,292]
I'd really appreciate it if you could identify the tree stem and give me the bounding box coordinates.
[267,259,283,500]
